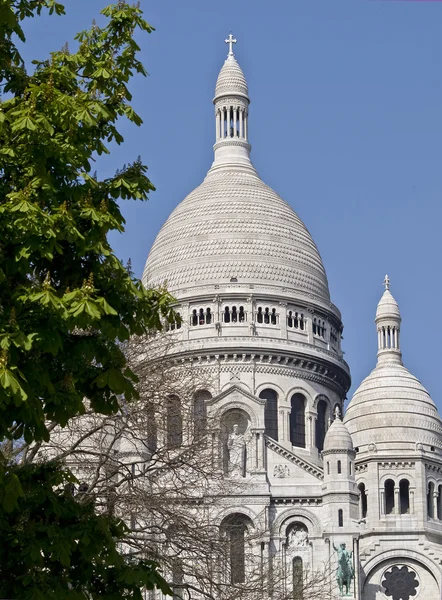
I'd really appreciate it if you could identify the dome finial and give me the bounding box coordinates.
[225,33,237,56]
[334,405,342,421]
[383,274,390,291]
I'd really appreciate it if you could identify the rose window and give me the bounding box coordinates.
[382,565,419,600]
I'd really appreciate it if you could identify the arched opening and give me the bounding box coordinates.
[427,481,435,519]
[146,400,157,454]
[338,509,343,527]
[231,306,238,323]
[327,462,330,475]
[193,390,210,441]
[191,309,198,326]
[239,306,245,322]
[206,307,212,324]
[257,307,263,324]
[385,479,395,515]
[316,400,328,452]
[337,460,342,474]
[358,483,367,519]
[264,307,270,324]
[438,485,442,520]
[399,479,410,514]
[220,514,253,584]
[224,306,230,323]
[166,395,182,449]
[293,556,304,600]
[259,388,278,441]
[290,394,306,448]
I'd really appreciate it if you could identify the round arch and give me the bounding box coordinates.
[215,401,258,429]
[361,552,440,600]
[272,507,322,539]
[214,505,259,530]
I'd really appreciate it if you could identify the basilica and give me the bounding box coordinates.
[141,36,442,600]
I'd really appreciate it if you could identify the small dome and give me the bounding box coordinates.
[323,416,354,454]
[376,289,401,321]
[215,55,249,100]
[344,362,442,450]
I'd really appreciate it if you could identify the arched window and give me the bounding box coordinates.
[271,308,277,325]
[293,556,304,600]
[224,306,230,323]
[257,307,263,323]
[264,307,270,324]
[220,514,252,584]
[287,310,293,328]
[193,390,210,441]
[428,481,435,519]
[167,395,182,448]
[385,479,395,515]
[315,400,328,452]
[290,394,306,448]
[399,479,410,515]
[337,460,342,474]
[438,485,442,520]
[231,306,238,322]
[191,309,198,326]
[238,306,245,322]
[259,388,278,441]
[338,509,343,527]
[358,483,367,519]
[146,401,157,454]
[327,462,330,475]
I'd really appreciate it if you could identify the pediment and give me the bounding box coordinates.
[206,384,265,408]
[266,437,324,482]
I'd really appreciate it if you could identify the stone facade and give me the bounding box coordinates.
[141,39,442,600]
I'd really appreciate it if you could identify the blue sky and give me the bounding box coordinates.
[20,0,442,405]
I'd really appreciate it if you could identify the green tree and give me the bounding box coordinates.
[0,0,173,444]
[0,1,174,596]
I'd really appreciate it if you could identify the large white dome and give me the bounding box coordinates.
[143,168,330,302]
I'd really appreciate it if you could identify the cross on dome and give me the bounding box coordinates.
[225,33,237,56]
[383,274,390,291]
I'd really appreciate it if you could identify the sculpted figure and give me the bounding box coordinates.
[333,543,354,596]
[287,525,308,547]
[227,423,250,477]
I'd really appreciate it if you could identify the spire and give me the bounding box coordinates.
[208,36,256,176]
[375,276,402,365]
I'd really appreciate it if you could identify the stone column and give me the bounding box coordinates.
[244,112,248,140]
[221,108,225,139]
[239,109,243,138]
[380,488,385,516]
[410,488,415,514]
[233,107,237,137]
[394,486,400,514]
[433,491,438,520]
[279,302,288,339]
[216,110,220,140]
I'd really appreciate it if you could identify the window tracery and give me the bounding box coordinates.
[381,566,419,600]
[190,307,211,326]
[287,310,305,330]
[256,306,278,325]
[222,305,246,323]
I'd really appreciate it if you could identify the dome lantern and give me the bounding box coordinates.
[210,35,254,174]
[375,275,402,366]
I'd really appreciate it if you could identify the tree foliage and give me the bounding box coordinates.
[0,461,170,600]
[0,1,174,596]
[0,0,174,445]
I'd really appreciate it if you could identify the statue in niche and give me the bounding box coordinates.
[227,423,251,477]
[287,524,309,548]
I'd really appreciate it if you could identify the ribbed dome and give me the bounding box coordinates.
[344,363,442,450]
[215,55,249,99]
[143,169,330,300]
[323,417,354,454]
[376,289,401,320]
